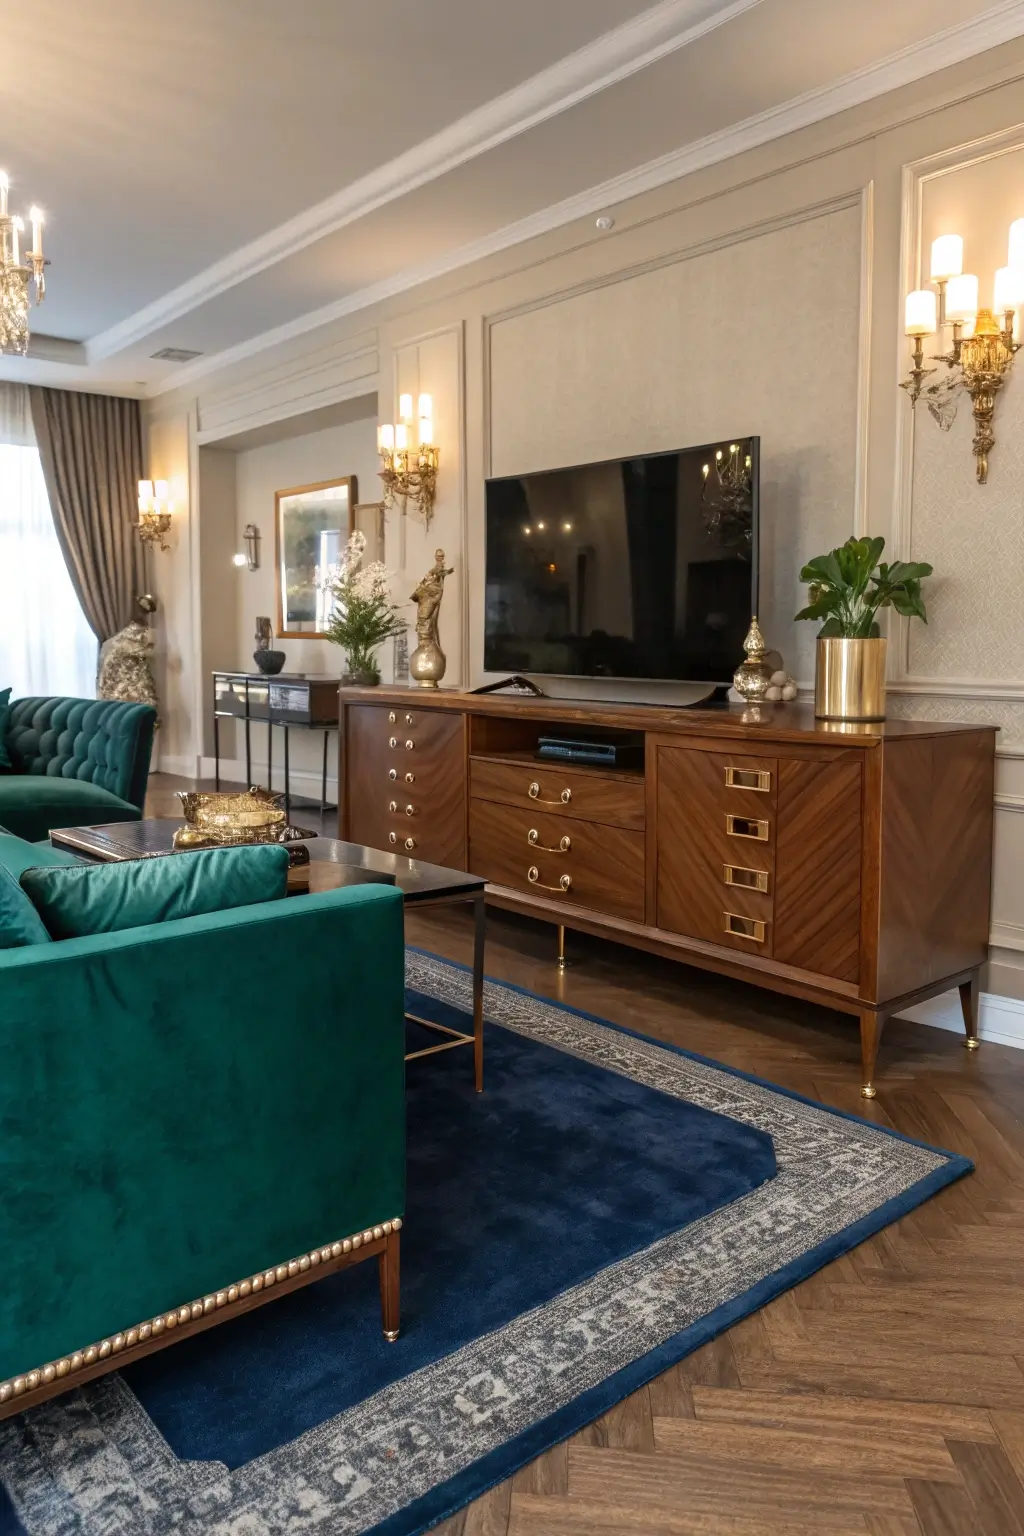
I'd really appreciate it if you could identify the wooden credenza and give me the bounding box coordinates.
[338,688,997,1096]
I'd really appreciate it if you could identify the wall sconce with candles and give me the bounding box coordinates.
[902,225,1024,483]
[232,524,261,571]
[377,393,439,526]
[136,479,172,551]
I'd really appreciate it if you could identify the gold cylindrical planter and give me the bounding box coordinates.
[814,637,887,722]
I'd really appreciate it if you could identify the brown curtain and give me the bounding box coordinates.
[29,385,146,643]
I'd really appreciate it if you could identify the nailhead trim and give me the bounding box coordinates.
[0,1217,402,1406]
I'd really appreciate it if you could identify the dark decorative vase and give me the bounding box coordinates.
[253,649,286,676]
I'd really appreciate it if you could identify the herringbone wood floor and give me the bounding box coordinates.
[148,777,1024,1535]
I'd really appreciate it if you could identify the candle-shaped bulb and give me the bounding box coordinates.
[378,424,395,452]
[1010,219,1024,269]
[138,479,153,512]
[394,423,408,452]
[702,464,709,478]
[904,288,937,336]
[418,416,433,447]
[398,393,413,423]
[930,234,963,281]
[715,449,723,461]
[28,206,42,257]
[11,217,21,266]
[154,479,169,504]
[417,392,432,419]
[995,265,1024,315]
[946,273,979,322]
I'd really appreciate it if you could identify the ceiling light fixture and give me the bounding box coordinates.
[0,171,46,356]
[595,216,615,231]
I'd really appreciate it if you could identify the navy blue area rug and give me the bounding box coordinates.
[0,950,971,1536]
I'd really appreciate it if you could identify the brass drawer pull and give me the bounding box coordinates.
[405,713,414,724]
[405,739,415,750]
[388,799,398,813]
[388,768,398,782]
[388,711,397,724]
[725,766,771,793]
[726,814,769,841]
[405,772,415,784]
[389,736,398,748]
[405,804,415,816]
[723,864,769,893]
[528,781,572,805]
[528,865,572,893]
[404,837,416,851]
[388,832,397,845]
[724,911,765,943]
[528,828,571,853]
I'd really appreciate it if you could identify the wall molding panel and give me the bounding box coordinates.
[196,330,380,444]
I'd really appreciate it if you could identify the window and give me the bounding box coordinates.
[0,385,96,698]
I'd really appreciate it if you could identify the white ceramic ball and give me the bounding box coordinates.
[782,682,798,700]
[770,669,787,686]
[765,685,783,701]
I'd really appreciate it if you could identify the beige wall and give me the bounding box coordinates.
[145,37,1024,999]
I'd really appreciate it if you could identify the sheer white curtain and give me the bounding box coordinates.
[0,382,96,698]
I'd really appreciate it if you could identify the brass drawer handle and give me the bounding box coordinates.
[725,766,771,793]
[388,768,397,782]
[389,736,398,748]
[528,865,572,893]
[405,713,414,724]
[388,799,398,813]
[388,711,397,724]
[528,781,571,805]
[405,739,415,750]
[405,772,415,784]
[528,828,571,853]
[404,837,416,851]
[726,814,769,841]
[405,804,415,816]
[724,911,765,943]
[389,832,397,845]
[723,864,769,893]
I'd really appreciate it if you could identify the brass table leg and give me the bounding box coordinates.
[557,924,568,972]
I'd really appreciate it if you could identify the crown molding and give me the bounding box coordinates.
[146,0,1024,397]
[87,0,759,365]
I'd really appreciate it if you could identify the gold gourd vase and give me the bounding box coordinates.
[814,637,887,722]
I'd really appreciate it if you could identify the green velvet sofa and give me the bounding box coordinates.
[0,696,157,842]
[0,840,406,1418]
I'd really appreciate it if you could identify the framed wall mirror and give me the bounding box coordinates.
[274,476,357,638]
[352,500,386,565]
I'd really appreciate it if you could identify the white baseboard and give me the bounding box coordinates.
[898,990,1024,1050]
[197,755,338,803]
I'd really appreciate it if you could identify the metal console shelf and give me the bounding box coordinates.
[212,671,340,820]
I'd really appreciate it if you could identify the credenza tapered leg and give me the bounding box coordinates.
[859,1010,888,1100]
[959,973,981,1051]
[557,925,567,971]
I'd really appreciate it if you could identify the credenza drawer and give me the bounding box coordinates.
[469,801,645,922]
[346,705,467,866]
[469,757,645,830]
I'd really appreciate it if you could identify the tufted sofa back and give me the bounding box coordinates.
[5,697,157,811]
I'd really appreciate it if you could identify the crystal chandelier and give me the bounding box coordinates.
[0,171,46,356]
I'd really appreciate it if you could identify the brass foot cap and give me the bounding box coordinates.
[860,1084,877,1099]
[384,1328,400,1343]
[964,1036,981,1051]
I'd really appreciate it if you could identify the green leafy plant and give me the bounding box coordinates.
[326,532,407,684]
[794,536,932,639]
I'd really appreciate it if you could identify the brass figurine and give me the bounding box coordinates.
[410,549,453,689]
[732,615,774,702]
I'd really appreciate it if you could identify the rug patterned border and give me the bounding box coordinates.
[0,952,971,1536]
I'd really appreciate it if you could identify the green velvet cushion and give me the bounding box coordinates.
[0,832,52,948]
[21,843,290,940]
[0,687,11,769]
[0,776,141,843]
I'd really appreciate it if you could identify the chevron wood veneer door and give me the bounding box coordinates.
[773,754,862,983]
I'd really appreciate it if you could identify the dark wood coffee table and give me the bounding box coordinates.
[50,822,487,1092]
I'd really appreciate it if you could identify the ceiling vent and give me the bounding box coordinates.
[150,346,203,363]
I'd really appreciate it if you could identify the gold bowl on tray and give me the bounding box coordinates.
[174,787,292,849]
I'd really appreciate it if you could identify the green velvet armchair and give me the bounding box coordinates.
[0,869,406,1418]
[0,696,156,842]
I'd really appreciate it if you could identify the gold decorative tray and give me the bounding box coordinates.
[173,787,308,849]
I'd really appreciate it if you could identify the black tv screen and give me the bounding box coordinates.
[484,437,759,684]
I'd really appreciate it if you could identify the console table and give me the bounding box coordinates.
[212,672,339,818]
[336,687,997,1098]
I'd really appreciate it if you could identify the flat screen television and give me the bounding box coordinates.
[484,437,759,685]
